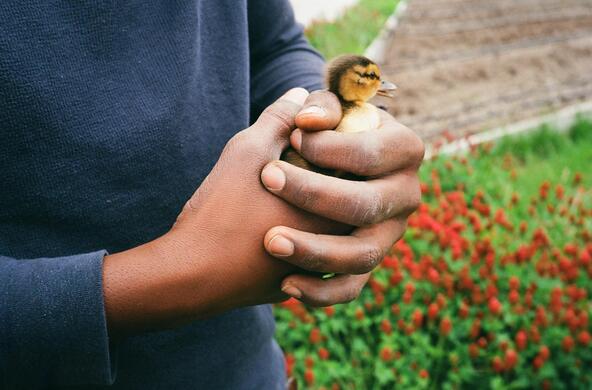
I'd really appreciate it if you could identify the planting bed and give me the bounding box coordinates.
[377,0,592,142]
[275,120,592,389]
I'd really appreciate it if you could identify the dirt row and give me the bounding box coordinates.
[376,0,592,142]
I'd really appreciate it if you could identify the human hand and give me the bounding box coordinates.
[262,90,424,306]
[103,88,349,334]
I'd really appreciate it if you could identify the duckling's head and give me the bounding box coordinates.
[326,55,396,109]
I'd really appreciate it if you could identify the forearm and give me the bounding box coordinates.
[0,231,227,386]
[103,232,225,337]
[103,236,187,336]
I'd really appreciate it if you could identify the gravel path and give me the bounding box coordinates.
[375,0,592,142]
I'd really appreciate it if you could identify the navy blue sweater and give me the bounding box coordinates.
[0,1,324,388]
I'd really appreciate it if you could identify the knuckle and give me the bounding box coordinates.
[227,130,254,152]
[225,130,245,150]
[356,245,384,273]
[301,135,322,161]
[301,251,326,272]
[352,188,383,226]
[402,178,422,215]
[408,132,425,165]
[310,90,340,108]
[344,284,362,303]
[294,175,321,210]
[409,180,421,212]
[356,137,383,176]
[301,191,319,211]
[226,130,268,159]
[260,103,294,132]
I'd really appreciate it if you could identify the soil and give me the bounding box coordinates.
[375,0,592,142]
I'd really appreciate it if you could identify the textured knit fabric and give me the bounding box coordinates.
[0,1,324,388]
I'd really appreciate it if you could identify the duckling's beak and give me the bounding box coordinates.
[377,80,397,98]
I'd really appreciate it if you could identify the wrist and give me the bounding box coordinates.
[103,230,220,336]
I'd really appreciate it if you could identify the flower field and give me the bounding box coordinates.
[274,119,592,389]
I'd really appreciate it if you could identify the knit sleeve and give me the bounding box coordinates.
[247,0,326,120]
[0,250,117,387]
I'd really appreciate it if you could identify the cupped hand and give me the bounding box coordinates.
[104,88,354,334]
[262,90,424,307]
[165,88,351,317]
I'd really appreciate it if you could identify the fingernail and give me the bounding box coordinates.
[290,129,302,150]
[261,164,285,191]
[281,284,302,299]
[299,105,326,118]
[281,88,309,105]
[267,235,294,257]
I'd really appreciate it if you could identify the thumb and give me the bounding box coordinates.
[250,88,309,153]
[295,90,342,132]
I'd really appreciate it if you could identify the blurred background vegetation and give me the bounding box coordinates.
[304,0,398,59]
[276,116,592,389]
[281,0,592,388]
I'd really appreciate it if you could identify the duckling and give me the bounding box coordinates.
[282,54,397,174]
[328,54,397,133]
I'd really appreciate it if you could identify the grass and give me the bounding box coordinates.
[433,117,592,198]
[304,0,399,60]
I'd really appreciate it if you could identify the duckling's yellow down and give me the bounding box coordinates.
[281,54,395,175]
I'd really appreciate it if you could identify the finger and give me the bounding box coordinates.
[247,88,309,155]
[261,160,421,226]
[290,110,425,176]
[294,90,342,132]
[281,273,370,307]
[264,218,406,274]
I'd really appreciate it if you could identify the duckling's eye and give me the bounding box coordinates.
[354,70,379,81]
[358,71,378,80]
[368,71,380,80]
